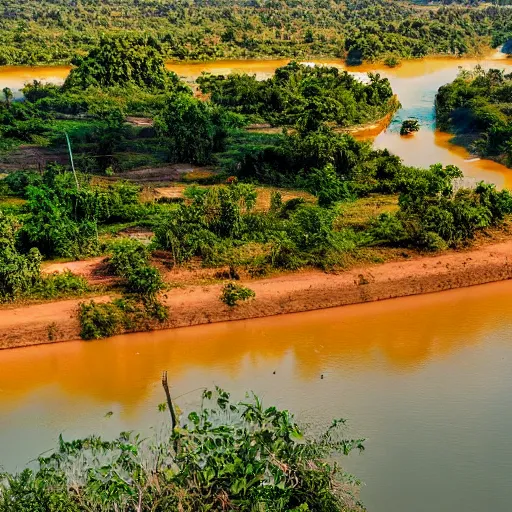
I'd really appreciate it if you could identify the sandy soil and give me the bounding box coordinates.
[2,241,512,349]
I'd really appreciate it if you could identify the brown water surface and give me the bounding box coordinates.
[2,281,512,511]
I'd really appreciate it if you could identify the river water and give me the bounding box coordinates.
[1,56,512,511]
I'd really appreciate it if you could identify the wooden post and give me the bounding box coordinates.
[161,371,177,431]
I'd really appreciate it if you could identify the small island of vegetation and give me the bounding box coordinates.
[400,118,420,136]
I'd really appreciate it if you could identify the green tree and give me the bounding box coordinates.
[2,87,13,106]
[64,35,186,91]
[155,94,241,165]
[0,212,41,301]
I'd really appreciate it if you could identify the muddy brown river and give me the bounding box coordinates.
[1,54,512,511]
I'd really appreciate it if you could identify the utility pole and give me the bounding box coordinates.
[64,131,80,190]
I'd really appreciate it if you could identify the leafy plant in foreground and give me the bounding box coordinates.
[0,388,366,511]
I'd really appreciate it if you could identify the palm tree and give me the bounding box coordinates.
[2,87,13,106]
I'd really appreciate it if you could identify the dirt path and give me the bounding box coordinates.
[2,241,512,349]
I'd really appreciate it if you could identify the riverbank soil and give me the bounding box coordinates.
[2,240,512,349]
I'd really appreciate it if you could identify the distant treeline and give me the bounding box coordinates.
[0,0,511,65]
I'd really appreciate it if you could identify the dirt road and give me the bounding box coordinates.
[1,241,512,349]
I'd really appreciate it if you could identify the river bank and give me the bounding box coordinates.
[2,239,512,350]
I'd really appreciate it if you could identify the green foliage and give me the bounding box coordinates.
[155,182,364,272]
[31,271,90,300]
[109,238,150,277]
[371,164,512,249]
[231,127,405,196]
[15,165,152,259]
[435,67,512,165]
[3,170,43,197]
[0,389,365,511]
[384,55,401,68]
[155,93,244,165]
[0,212,41,302]
[154,183,258,264]
[78,299,130,340]
[199,62,396,130]
[108,236,165,305]
[400,119,420,135]
[299,164,355,207]
[125,265,164,301]
[0,99,53,144]
[78,297,167,340]
[0,207,90,302]
[0,0,510,65]
[20,184,101,259]
[221,282,256,306]
[64,35,184,91]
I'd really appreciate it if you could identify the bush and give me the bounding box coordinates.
[221,282,256,307]
[32,271,90,299]
[0,389,365,511]
[299,164,354,207]
[78,299,127,340]
[109,238,150,277]
[125,265,164,301]
[370,213,407,245]
[0,212,42,302]
[371,167,512,250]
[78,297,168,340]
[400,119,420,136]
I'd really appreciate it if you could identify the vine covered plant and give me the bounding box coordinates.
[0,387,366,511]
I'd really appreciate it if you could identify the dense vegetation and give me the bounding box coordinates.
[0,164,165,299]
[0,37,398,169]
[0,388,366,511]
[400,118,420,136]
[198,62,397,128]
[436,67,512,167]
[0,0,511,66]
[2,38,512,342]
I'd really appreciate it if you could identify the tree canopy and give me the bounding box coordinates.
[0,0,511,65]
[198,62,397,129]
[64,35,185,91]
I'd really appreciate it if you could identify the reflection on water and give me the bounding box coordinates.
[2,282,512,511]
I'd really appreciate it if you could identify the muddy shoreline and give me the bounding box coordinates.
[2,241,512,350]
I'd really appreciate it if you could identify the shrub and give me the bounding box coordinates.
[125,265,164,301]
[0,212,42,302]
[3,170,42,197]
[78,299,127,340]
[384,55,401,67]
[0,389,366,511]
[299,164,354,207]
[221,282,256,307]
[370,213,407,245]
[287,205,337,252]
[32,271,90,299]
[78,297,168,340]
[109,238,150,277]
[400,119,420,136]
